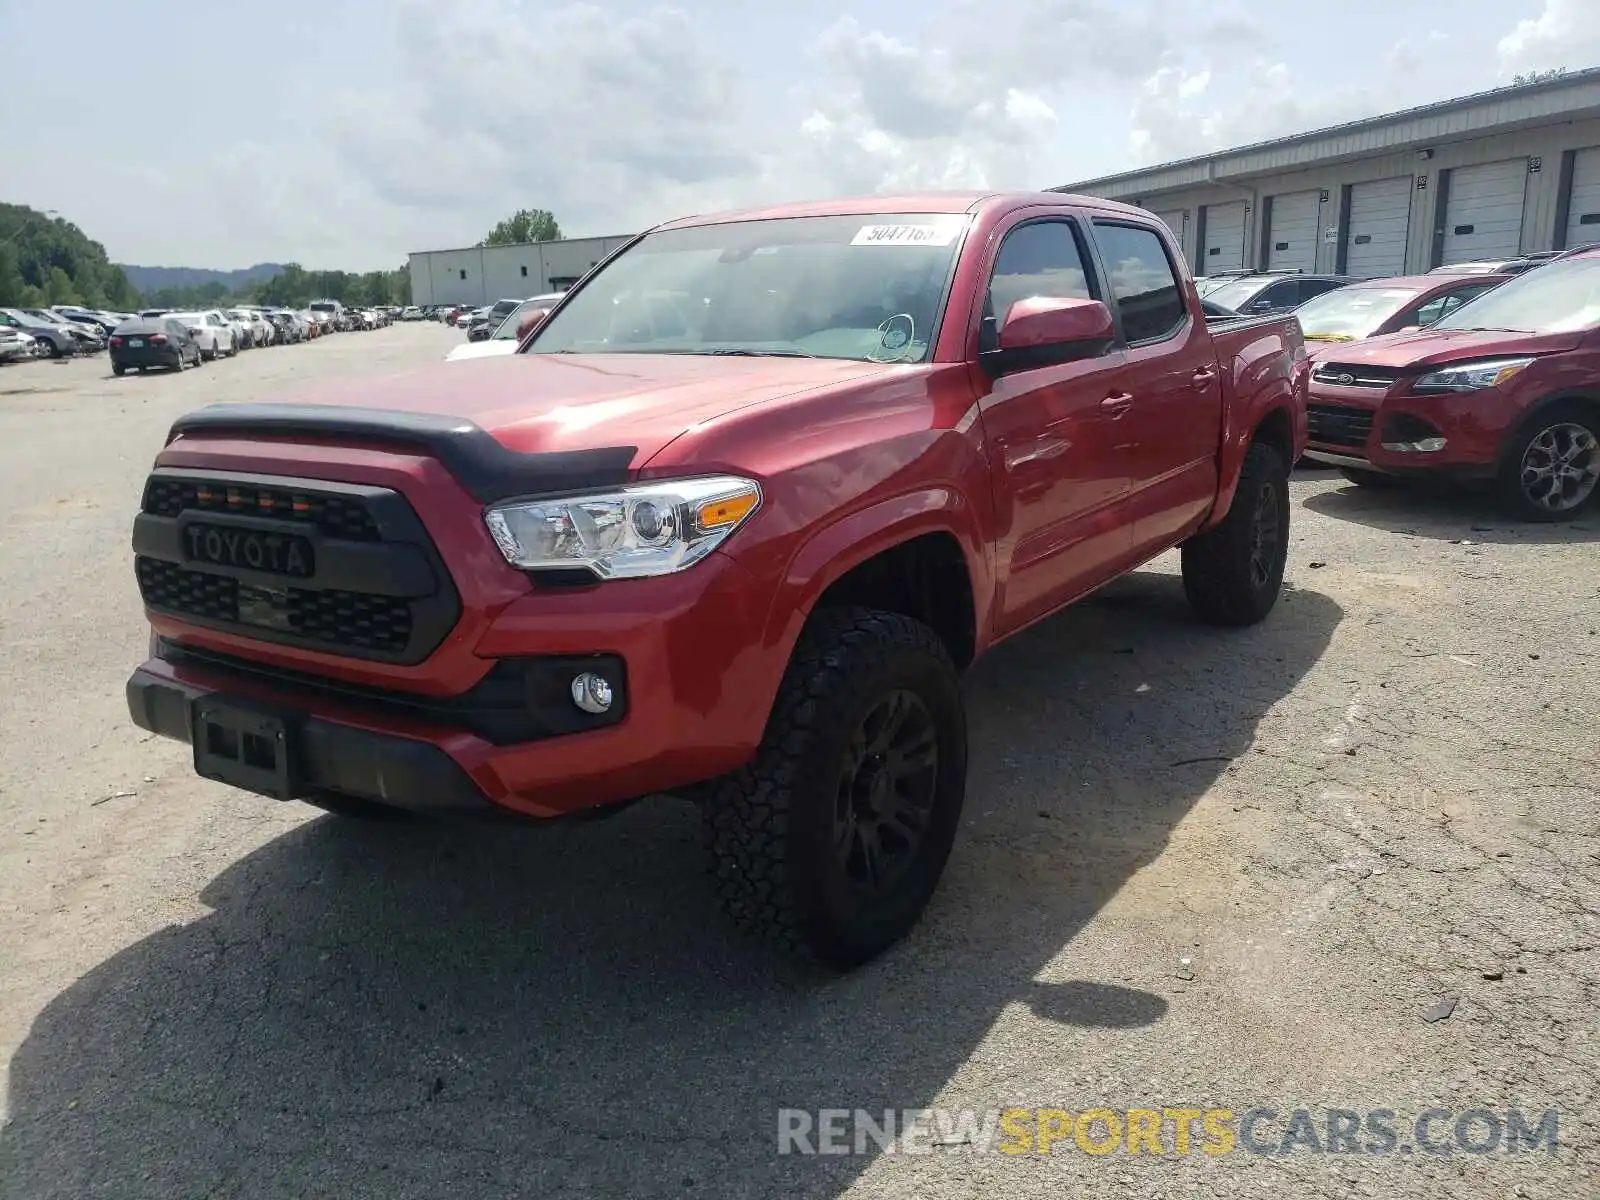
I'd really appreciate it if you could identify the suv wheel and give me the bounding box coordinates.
[1181,441,1290,626]
[703,607,967,967]
[1499,402,1599,521]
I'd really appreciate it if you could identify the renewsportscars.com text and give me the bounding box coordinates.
[777,1106,1561,1157]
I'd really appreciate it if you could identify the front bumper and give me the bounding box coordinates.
[128,664,492,814]
[1306,383,1510,477]
[130,548,781,819]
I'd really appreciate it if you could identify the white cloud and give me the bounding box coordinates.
[1498,0,1600,76]
[12,0,1561,267]
[1125,42,1445,168]
[319,0,1229,248]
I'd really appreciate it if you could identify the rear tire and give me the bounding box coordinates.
[111,364,125,377]
[703,607,967,968]
[1497,401,1600,522]
[1181,441,1290,626]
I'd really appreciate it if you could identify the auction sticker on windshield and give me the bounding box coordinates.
[852,221,964,247]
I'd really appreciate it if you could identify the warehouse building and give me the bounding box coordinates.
[1056,68,1600,279]
[409,233,634,307]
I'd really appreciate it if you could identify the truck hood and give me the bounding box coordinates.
[1310,327,1583,369]
[251,352,909,465]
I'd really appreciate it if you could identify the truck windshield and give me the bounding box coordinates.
[525,213,971,362]
[1433,257,1600,334]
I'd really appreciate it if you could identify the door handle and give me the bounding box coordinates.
[1192,367,1218,384]
[1101,392,1134,416]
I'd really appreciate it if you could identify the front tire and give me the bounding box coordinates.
[1182,441,1290,626]
[1497,402,1600,521]
[703,608,967,968]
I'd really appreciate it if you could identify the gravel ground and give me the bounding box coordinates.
[0,327,1595,1199]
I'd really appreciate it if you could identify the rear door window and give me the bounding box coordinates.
[1092,222,1187,342]
[1415,285,1493,326]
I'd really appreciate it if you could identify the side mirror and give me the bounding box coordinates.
[516,309,552,342]
[987,296,1115,373]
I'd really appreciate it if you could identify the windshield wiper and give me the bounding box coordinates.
[1453,326,1532,333]
[707,347,817,358]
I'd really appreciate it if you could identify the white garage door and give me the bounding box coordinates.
[1266,191,1321,273]
[1153,209,1187,256]
[1443,160,1528,264]
[1565,148,1600,249]
[1201,202,1247,272]
[1345,177,1413,278]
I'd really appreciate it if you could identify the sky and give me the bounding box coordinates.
[1,0,1593,271]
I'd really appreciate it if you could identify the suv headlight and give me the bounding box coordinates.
[1412,357,1535,393]
[484,475,762,579]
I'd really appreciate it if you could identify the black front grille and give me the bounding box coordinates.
[1307,404,1375,448]
[137,557,237,621]
[142,477,380,541]
[287,587,413,652]
[137,559,413,653]
[134,469,460,664]
[1312,363,1400,389]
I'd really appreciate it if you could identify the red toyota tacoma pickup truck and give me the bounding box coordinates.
[1304,246,1600,519]
[127,192,1307,965]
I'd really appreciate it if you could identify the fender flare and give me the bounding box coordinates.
[759,486,993,667]
[1493,390,1600,471]
[1206,400,1301,530]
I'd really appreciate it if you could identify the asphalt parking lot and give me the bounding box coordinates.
[0,325,1595,1199]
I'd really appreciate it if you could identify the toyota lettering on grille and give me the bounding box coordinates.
[184,522,315,578]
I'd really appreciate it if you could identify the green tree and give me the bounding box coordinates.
[0,243,25,306]
[481,208,561,247]
[44,266,81,305]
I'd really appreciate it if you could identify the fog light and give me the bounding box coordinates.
[570,672,614,714]
[1381,437,1447,453]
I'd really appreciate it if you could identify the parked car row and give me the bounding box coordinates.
[104,301,398,375]
[3,299,412,368]
[0,306,122,361]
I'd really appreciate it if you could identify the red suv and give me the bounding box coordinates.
[1303,250,1600,519]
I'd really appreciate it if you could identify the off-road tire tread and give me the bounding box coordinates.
[1181,441,1289,627]
[703,606,957,963]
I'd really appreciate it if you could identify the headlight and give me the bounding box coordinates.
[484,475,762,579]
[1412,357,1536,393]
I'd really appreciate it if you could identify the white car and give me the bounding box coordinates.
[445,293,563,361]
[172,310,238,360]
[228,308,273,347]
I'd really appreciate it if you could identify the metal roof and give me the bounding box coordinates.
[1056,67,1600,199]
[408,233,634,257]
